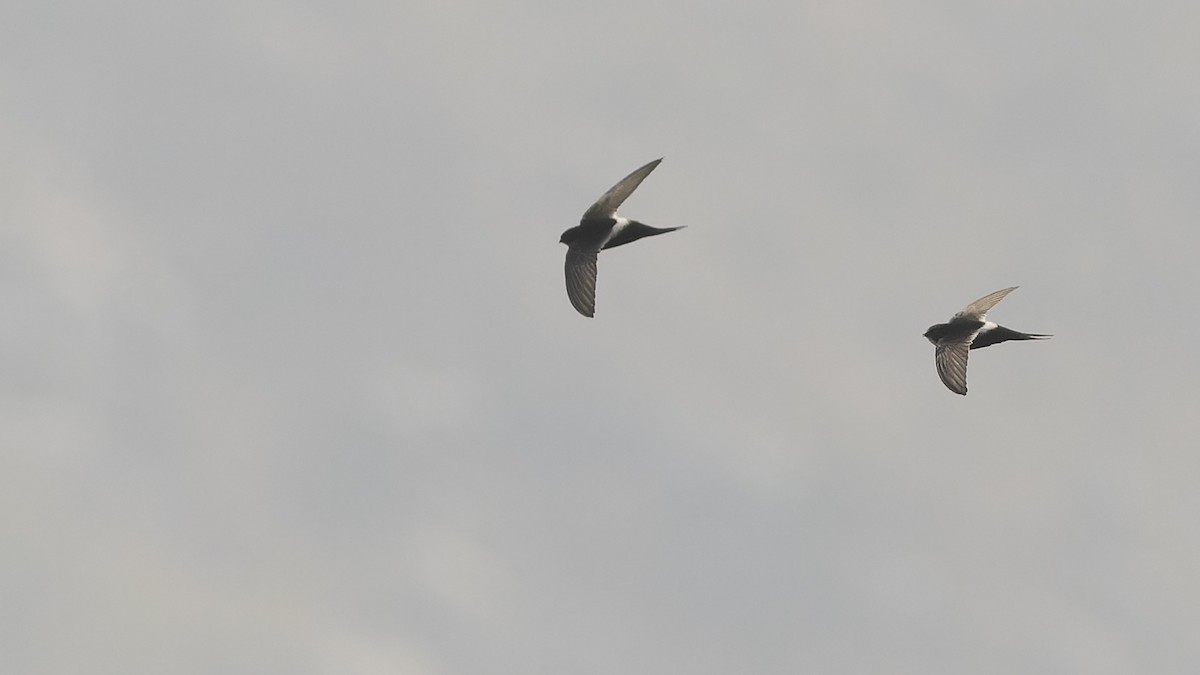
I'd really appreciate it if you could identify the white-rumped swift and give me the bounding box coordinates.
[924,286,1050,395]
[559,158,683,317]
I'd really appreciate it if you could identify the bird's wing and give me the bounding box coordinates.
[581,158,662,221]
[564,247,599,317]
[953,286,1018,321]
[934,340,972,395]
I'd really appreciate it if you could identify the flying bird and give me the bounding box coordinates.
[923,286,1051,395]
[559,158,683,317]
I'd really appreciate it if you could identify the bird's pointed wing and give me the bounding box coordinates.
[953,286,1018,321]
[564,247,599,317]
[934,340,971,395]
[581,158,662,221]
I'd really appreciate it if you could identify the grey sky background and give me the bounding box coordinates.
[4,1,1200,673]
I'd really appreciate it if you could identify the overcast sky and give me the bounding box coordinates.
[4,1,1200,673]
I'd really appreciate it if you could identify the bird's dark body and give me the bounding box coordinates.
[924,319,1049,350]
[559,219,612,247]
[559,219,678,250]
[923,319,983,345]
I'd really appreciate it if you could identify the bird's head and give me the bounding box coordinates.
[559,226,580,246]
